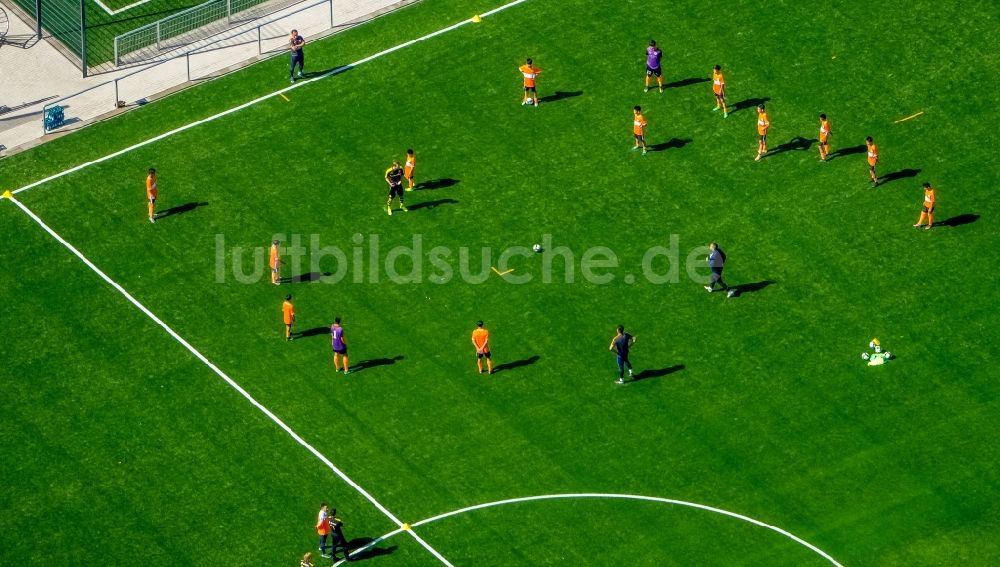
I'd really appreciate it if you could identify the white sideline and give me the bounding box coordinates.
[10,0,532,197]
[338,493,844,566]
[4,195,451,567]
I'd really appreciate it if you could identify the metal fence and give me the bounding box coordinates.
[113,0,299,66]
[5,0,85,72]
[41,0,395,135]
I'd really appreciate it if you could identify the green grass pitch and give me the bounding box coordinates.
[2,0,999,564]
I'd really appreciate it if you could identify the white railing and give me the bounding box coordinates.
[48,0,339,134]
[114,0,283,66]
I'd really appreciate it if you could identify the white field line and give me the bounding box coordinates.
[93,0,159,17]
[4,194,451,567]
[11,0,531,197]
[11,2,532,564]
[340,493,844,567]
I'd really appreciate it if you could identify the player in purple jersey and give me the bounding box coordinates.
[331,317,350,375]
[645,40,663,93]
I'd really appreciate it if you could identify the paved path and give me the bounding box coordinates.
[0,0,415,156]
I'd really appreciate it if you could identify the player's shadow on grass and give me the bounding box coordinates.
[492,355,540,374]
[417,178,459,190]
[353,355,404,372]
[538,90,583,104]
[825,144,865,161]
[769,137,816,156]
[937,213,979,227]
[301,66,346,79]
[647,138,692,152]
[879,168,920,186]
[410,198,458,211]
[295,327,330,339]
[630,364,684,382]
[729,279,776,297]
[729,96,770,114]
[345,537,397,561]
[157,202,208,218]
[284,272,332,284]
[663,77,711,89]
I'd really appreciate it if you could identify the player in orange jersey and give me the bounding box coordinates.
[818,114,831,161]
[146,168,157,223]
[632,106,647,155]
[755,104,769,161]
[865,136,879,186]
[282,294,295,341]
[269,240,281,285]
[712,65,727,117]
[404,149,416,191]
[519,58,541,107]
[471,320,493,374]
[913,182,936,230]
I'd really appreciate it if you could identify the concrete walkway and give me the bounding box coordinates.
[0,0,415,157]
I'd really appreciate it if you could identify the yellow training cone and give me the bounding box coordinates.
[2,190,12,199]
[401,523,411,531]
[472,14,482,23]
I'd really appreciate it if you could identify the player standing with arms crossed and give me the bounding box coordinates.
[519,58,541,107]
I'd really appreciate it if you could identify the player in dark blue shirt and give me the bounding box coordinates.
[289,29,305,82]
[609,325,637,384]
[704,242,734,297]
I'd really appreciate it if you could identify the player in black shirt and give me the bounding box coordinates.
[385,162,407,215]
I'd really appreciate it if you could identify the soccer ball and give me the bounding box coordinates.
[532,244,542,253]
[526,97,533,105]
[884,352,892,360]
[861,352,870,360]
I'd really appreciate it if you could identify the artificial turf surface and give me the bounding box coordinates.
[2,0,999,564]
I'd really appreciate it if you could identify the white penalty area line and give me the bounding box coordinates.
[339,493,844,567]
[2,195,452,567]
[92,0,158,16]
[10,0,533,197]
